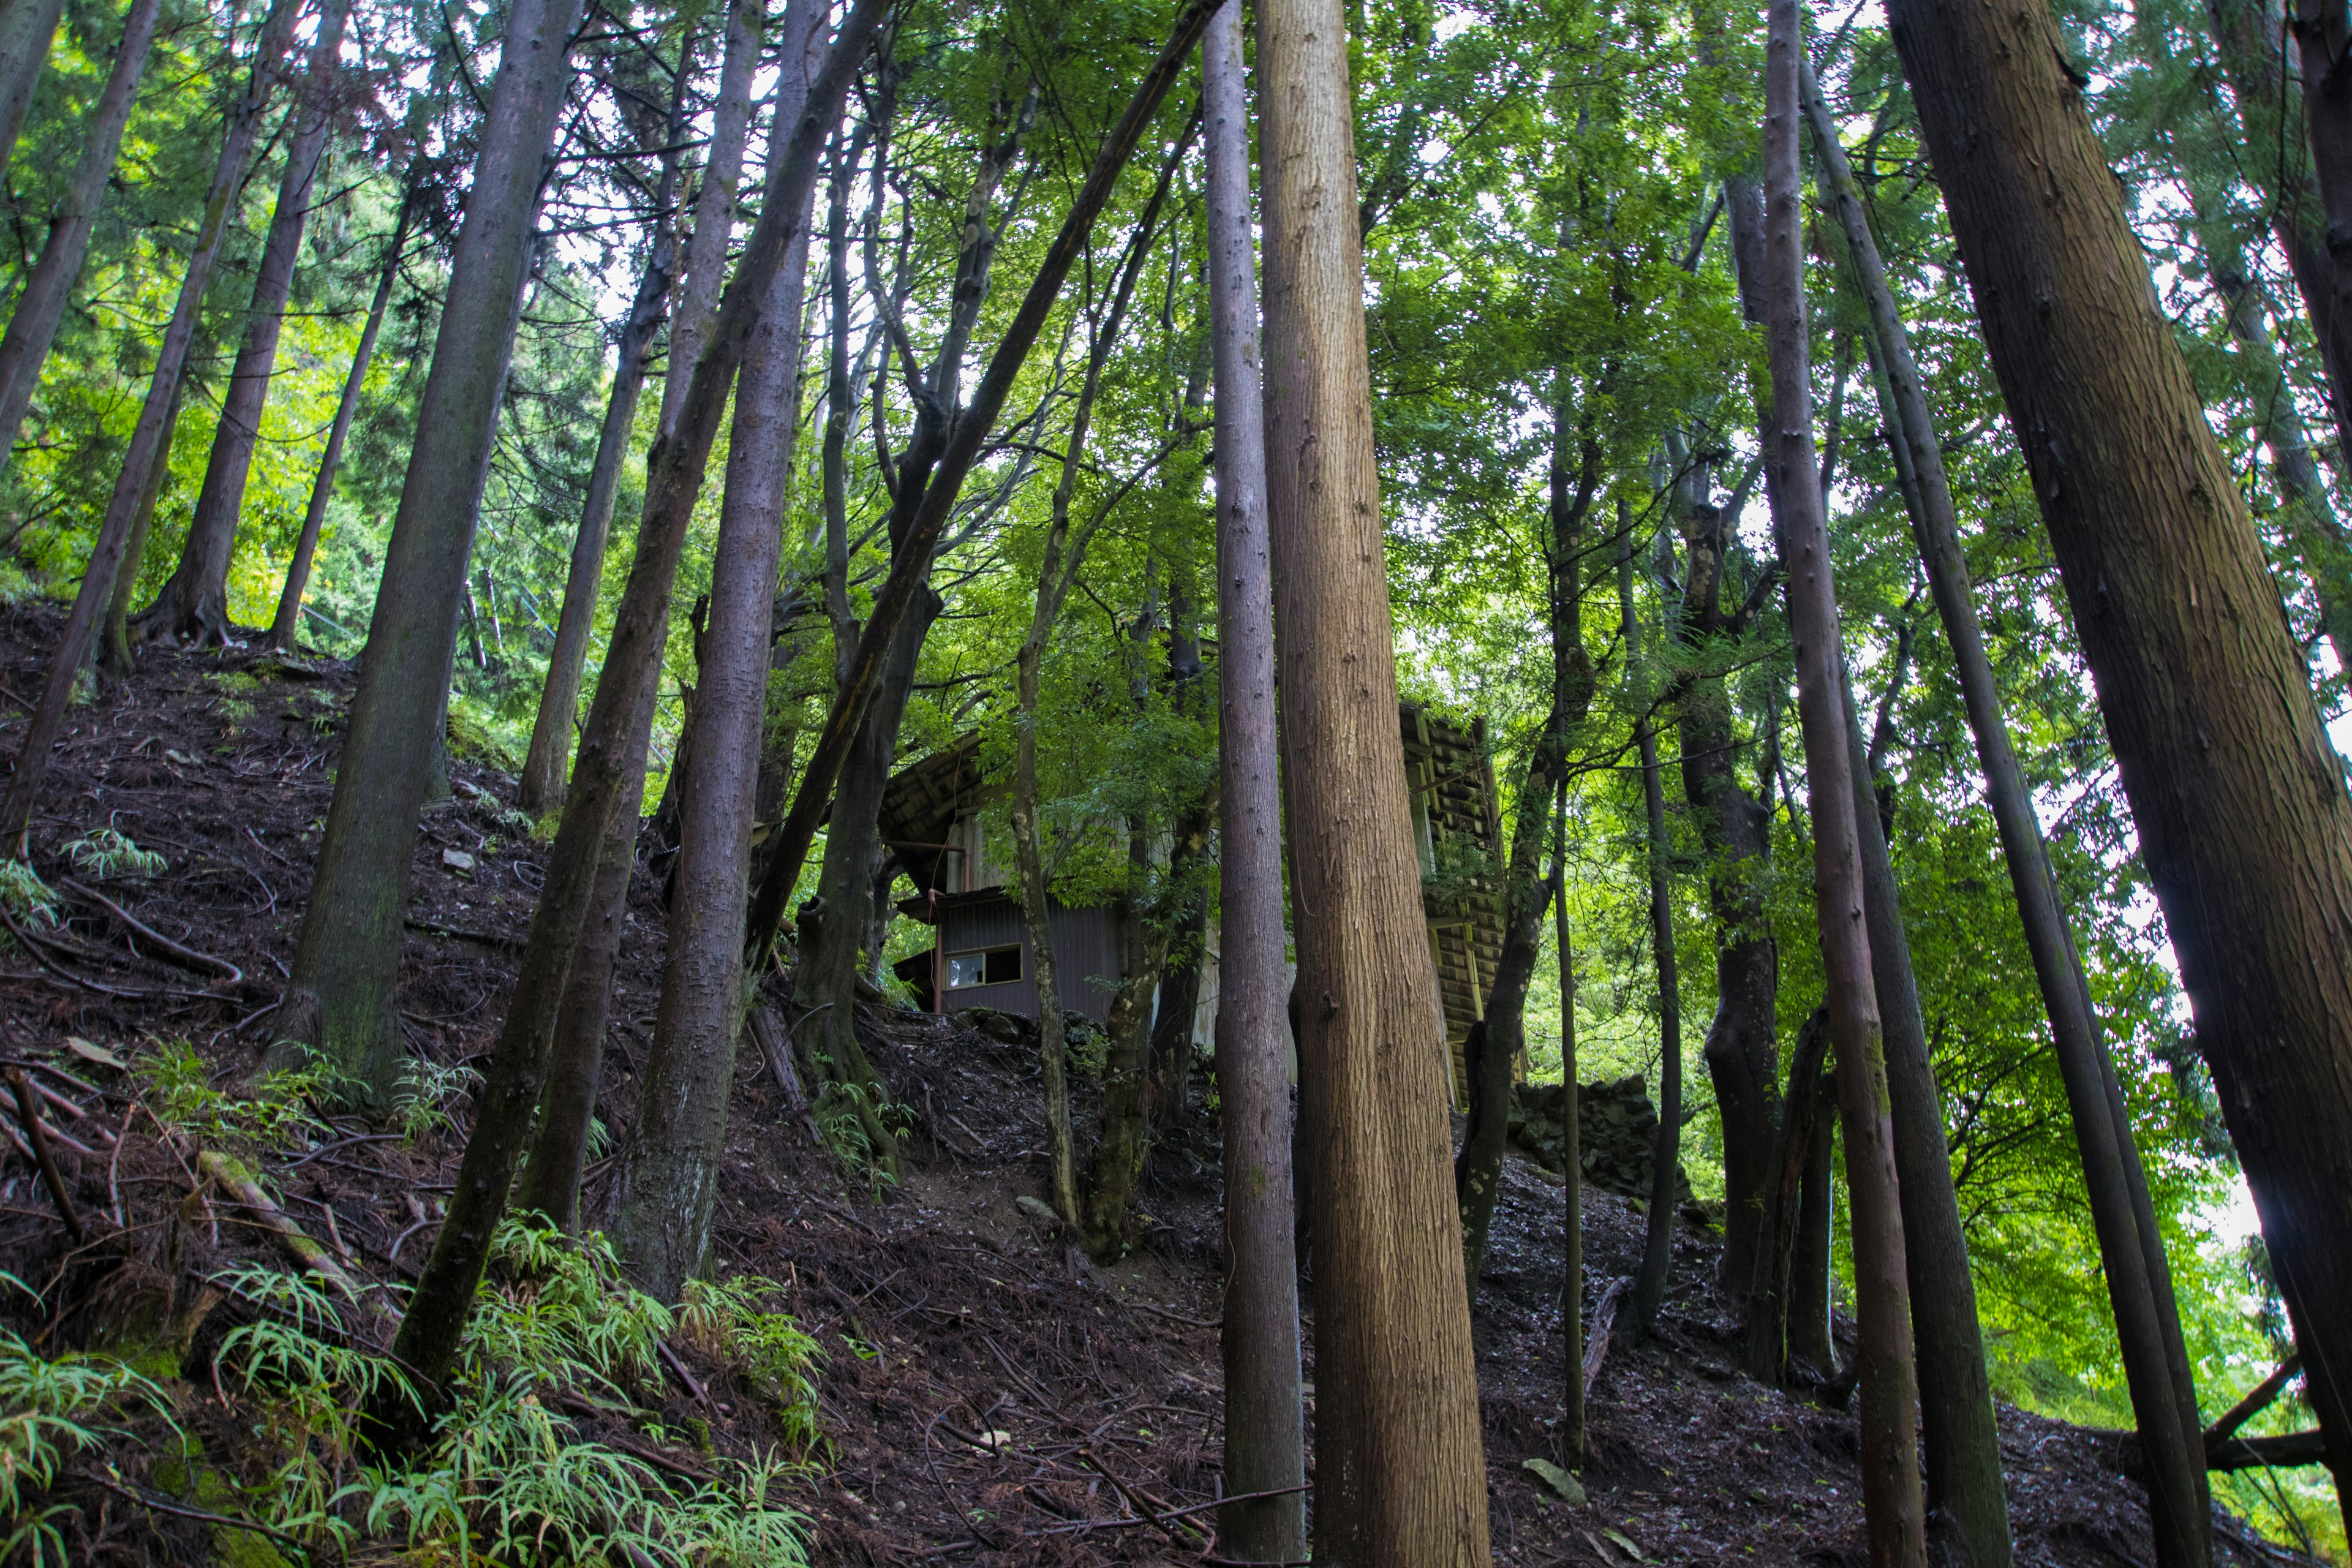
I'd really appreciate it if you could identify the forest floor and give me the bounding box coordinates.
[0,601,2316,1567]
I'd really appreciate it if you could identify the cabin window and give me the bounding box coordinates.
[946,944,1022,989]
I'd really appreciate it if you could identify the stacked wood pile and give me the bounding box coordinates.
[1509,1076,1692,1205]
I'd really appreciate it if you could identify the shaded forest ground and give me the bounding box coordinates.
[0,602,2315,1566]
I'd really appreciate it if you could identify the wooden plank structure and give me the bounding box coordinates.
[874,699,1506,1104]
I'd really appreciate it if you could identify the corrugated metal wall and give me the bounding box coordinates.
[937,894,1124,1025]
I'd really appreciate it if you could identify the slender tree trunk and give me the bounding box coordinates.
[1456,382,1596,1293]
[2290,7,2352,377]
[2194,206,2352,670]
[657,0,761,443]
[1805,52,2227,1562]
[1839,677,2018,1568]
[1763,8,1926,1564]
[613,0,825,1298]
[273,187,413,649]
[516,76,701,814]
[1205,6,1306,1545]
[272,0,579,1099]
[1556,791,1586,1463]
[1672,494,1778,1300]
[1815,49,2239,1561]
[141,0,350,646]
[513,715,647,1231]
[377,0,889,1418]
[0,0,163,473]
[1257,0,1490,1545]
[1146,575,1209,1131]
[97,353,194,678]
[0,0,300,850]
[2204,0,2352,466]
[1745,1005,1829,1383]
[741,0,1219,967]
[0,0,65,195]
[1620,500,1684,1343]
[1790,1069,1836,1374]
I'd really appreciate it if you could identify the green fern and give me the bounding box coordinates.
[62,828,166,880]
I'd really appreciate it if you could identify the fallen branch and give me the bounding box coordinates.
[0,903,217,1001]
[746,1002,822,1145]
[2207,1430,2331,1473]
[1583,1276,1630,1397]
[64,878,242,982]
[78,1472,317,1557]
[195,1150,361,1300]
[1078,1448,1210,1548]
[655,1339,715,1414]
[401,916,525,951]
[1122,1298,1218,1331]
[2206,1354,2301,1448]
[6,1066,83,1241]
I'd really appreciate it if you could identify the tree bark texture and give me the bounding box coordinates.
[273,184,412,649]
[0,0,299,850]
[0,0,65,194]
[1205,4,1307,1546]
[272,0,578,1098]
[741,0,1219,965]
[1803,58,2209,1568]
[657,0,762,443]
[1763,7,1926,1564]
[1890,0,2352,1512]
[0,0,162,474]
[1619,505,1683,1344]
[612,0,826,1300]
[380,0,888,1412]
[518,83,701,814]
[1256,0,1490,1547]
[141,0,350,646]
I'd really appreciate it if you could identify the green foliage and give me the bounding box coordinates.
[677,1276,827,1456]
[62,828,166,881]
[0,1305,178,1567]
[179,1224,815,1564]
[0,860,61,929]
[135,1039,334,1155]
[391,1056,482,1144]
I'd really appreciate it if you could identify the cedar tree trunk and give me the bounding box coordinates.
[1257,0,1491,1545]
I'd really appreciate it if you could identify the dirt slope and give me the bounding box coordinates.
[0,604,2308,1566]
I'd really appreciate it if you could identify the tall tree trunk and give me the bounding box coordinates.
[1790,1065,1836,1374]
[1146,573,1209,1132]
[516,71,702,813]
[0,0,66,194]
[273,184,414,649]
[140,0,350,646]
[1205,4,1307,1546]
[1556,792,1586,1463]
[740,0,1219,967]
[1763,7,1926,1564]
[1257,0,1490,1544]
[1455,383,1596,1294]
[0,0,300,850]
[1008,152,1179,1229]
[1620,500,1684,1343]
[271,0,579,1098]
[2204,0,2352,469]
[1672,493,1778,1301]
[2290,7,2352,386]
[1840,677,2018,1568]
[0,0,164,474]
[97,350,195,678]
[1803,57,2210,1568]
[613,0,826,1298]
[2192,204,2352,669]
[513,714,649,1231]
[376,0,890,1419]
[657,0,762,443]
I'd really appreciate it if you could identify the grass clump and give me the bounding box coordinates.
[135,1038,335,1156]
[1,1289,178,1566]
[63,827,166,880]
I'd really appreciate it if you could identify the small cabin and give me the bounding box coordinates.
[879,701,1506,1102]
